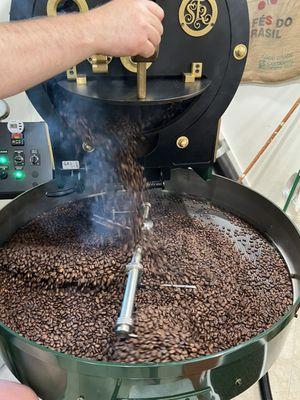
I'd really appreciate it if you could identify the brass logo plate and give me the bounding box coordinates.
[179,0,218,37]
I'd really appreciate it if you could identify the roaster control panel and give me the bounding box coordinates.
[0,122,54,198]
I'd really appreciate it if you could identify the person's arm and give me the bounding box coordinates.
[0,380,38,400]
[0,0,164,99]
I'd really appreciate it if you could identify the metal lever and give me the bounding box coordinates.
[132,48,159,99]
[136,62,147,100]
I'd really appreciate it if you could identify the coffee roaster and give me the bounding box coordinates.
[0,0,299,399]
[10,0,249,185]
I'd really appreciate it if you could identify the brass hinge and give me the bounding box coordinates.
[90,55,111,73]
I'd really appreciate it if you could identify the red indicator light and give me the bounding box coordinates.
[11,133,23,140]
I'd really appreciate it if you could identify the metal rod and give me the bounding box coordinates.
[115,246,143,336]
[137,62,147,99]
[115,203,153,337]
[142,202,153,231]
[143,202,151,221]
[283,170,300,213]
[238,97,300,184]
[141,283,197,290]
[160,284,197,289]
[92,215,130,231]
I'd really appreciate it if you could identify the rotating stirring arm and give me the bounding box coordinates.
[115,246,143,336]
[115,203,152,337]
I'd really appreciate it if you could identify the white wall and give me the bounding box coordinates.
[0,0,42,122]
[0,0,10,22]
[221,80,300,218]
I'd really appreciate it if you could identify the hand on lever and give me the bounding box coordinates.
[0,0,164,98]
[90,0,164,58]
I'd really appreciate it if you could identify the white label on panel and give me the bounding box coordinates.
[62,161,80,170]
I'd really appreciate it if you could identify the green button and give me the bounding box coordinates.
[13,170,26,180]
[0,155,9,165]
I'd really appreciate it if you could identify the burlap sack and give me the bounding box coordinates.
[243,0,300,83]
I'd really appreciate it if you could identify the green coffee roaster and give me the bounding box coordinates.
[0,1,299,399]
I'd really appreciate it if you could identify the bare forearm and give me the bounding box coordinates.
[0,0,164,100]
[0,12,96,99]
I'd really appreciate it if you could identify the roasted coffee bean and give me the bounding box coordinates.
[0,194,293,363]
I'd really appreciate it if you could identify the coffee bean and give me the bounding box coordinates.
[0,193,293,363]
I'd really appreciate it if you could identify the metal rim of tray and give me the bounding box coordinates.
[0,170,299,372]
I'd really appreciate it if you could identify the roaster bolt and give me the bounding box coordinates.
[235,378,242,387]
[82,141,94,153]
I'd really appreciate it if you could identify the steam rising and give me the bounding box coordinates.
[55,95,146,248]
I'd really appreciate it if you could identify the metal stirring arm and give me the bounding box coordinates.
[115,246,143,336]
[142,202,153,231]
[115,203,152,337]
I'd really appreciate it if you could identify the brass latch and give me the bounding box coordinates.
[65,55,112,85]
[183,62,203,83]
[66,66,78,81]
[66,67,86,85]
[90,55,111,74]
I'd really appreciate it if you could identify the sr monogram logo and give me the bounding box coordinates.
[179,0,218,37]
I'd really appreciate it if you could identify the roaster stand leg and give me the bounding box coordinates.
[259,373,273,400]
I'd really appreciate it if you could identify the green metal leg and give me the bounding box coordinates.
[283,170,300,213]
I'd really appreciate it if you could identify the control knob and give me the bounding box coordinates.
[14,154,24,164]
[30,154,40,165]
[0,169,8,180]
